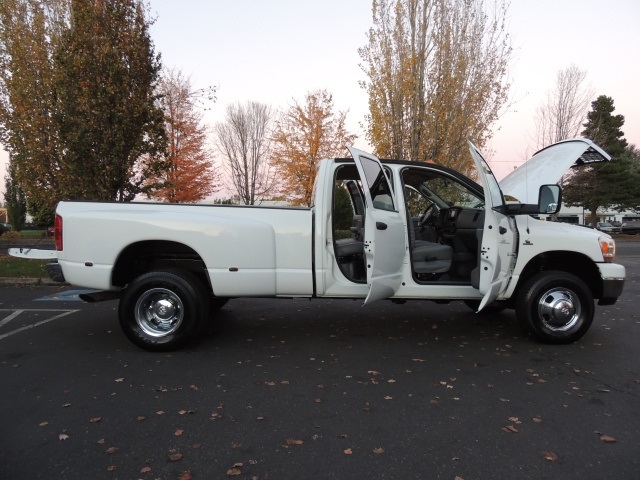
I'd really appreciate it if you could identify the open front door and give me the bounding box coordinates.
[347,147,405,305]
[467,141,517,311]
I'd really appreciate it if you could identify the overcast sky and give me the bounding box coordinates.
[1,0,639,196]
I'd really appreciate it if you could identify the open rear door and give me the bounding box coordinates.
[347,147,405,305]
[467,141,517,310]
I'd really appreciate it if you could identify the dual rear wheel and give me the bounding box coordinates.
[118,269,226,351]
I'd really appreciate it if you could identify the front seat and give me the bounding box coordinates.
[408,218,452,274]
[412,241,453,273]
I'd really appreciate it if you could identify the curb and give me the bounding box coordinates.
[0,277,67,286]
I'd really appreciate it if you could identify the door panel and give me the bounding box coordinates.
[347,147,406,305]
[467,141,517,310]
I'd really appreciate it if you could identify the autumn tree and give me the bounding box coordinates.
[147,69,219,203]
[563,95,639,224]
[271,90,357,206]
[0,0,70,218]
[359,0,511,175]
[53,0,166,202]
[215,101,275,205]
[533,64,593,149]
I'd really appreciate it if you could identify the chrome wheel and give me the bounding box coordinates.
[516,271,594,344]
[537,287,581,332]
[134,287,184,337]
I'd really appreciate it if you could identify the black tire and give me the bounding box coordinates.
[118,270,209,351]
[463,299,506,314]
[515,271,594,344]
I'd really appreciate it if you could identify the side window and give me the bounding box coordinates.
[404,186,430,217]
[360,157,396,211]
[333,180,356,234]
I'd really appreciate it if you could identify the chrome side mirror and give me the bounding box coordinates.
[538,185,561,214]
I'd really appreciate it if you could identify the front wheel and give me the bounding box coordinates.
[515,271,594,344]
[119,270,209,351]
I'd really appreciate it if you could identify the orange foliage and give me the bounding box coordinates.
[150,70,220,203]
[271,90,357,206]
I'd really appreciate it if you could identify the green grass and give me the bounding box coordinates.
[0,255,50,277]
[19,230,48,238]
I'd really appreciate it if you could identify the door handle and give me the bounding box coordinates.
[376,222,388,230]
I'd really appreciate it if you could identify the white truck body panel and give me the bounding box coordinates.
[55,202,314,295]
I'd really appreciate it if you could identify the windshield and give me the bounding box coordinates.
[402,168,483,214]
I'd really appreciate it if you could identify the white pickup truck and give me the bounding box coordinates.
[12,139,626,351]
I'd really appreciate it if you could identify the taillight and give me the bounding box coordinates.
[54,214,63,251]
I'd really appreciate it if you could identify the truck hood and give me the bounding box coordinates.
[498,138,610,204]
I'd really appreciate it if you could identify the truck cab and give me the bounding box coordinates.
[315,139,624,345]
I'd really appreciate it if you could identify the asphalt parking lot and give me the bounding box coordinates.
[1,243,639,479]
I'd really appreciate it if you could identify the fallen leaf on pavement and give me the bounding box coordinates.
[372,447,384,454]
[600,435,617,443]
[175,429,184,436]
[105,446,118,454]
[140,466,151,473]
[59,434,69,441]
[541,451,558,461]
[344,448,353,455]
[89,417,102,423]
[286,439,303,445]
[168,452,183,462]
[227,468,242,476]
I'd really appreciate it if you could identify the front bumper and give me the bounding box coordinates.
[598,278,625,305]
[597,262,625,306]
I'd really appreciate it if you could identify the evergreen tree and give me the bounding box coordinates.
[563,95,638,224]
[54,0,167,201]
[0,0,68,218]
[4,160,27,231]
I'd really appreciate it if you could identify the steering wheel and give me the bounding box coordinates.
[417,202,439,227]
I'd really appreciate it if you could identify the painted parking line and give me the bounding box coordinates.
[34,289,99,302]
[0,309,80,340]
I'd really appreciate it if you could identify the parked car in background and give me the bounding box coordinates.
[622,221,640,235]
[596,222,622,234]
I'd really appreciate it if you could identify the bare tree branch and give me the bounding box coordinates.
[214,102,275,205]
